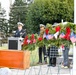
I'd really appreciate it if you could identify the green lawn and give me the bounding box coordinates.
[0,46,8,50]
[30,49,39,66]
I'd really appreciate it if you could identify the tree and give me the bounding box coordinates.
[0,3,7,35]
[26,0,74,33]
[9,0,28,33]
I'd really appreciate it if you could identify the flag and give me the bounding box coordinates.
[48,34,53,39]
[74,34,76,43]
[46,34,53,40]
[54,31,59,39]
[59,33,65,38]
[70,32,76,43]
[43,33,46,38]
[43,34,53,40]
[70,36,76,43]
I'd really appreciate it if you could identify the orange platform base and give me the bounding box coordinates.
[0,50,30,69]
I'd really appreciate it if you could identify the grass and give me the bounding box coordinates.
[30,49,39,66]
[0,46,8,50]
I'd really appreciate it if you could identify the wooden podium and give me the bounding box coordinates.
[0,50,30,69]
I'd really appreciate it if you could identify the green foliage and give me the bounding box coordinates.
[8,0,74,34]
[0,8,7,35]
[28,33,38,39]
[22,33,38,51]
[26,0,74,33]
[22,43,36,51]
[60,22,76,34]
[22,22,76,51]
[46,23,55,34]
[0,19,8,33]
[9,0,28,33]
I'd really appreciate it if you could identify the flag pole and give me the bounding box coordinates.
[72,0,76,75]
[74,0,76,24]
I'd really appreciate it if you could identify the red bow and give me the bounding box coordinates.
[23,36,28,45]
[45,29,49,35]
[30,34,36,44]
[55,26,61,32]
[64,27,71,40]
[38,37,43,41]
[31,34,35,40]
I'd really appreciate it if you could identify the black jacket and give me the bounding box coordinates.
[14,29,26,38]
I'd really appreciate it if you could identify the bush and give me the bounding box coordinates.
[26,0,74,33]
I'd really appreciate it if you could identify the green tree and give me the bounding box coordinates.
[0,3,7,35]
[26,0,74,33]
[9,0,28,33]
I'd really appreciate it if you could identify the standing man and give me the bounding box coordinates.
[61,45,70,68]
[14,22,26,38]
[38,24,47,64]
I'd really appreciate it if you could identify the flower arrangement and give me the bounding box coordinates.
[22,22,76,51]
[22,34,37,50]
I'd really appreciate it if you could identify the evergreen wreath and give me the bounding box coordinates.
[22,22,76,51]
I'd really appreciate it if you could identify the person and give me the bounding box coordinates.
[38,24,47,64]
[47,45,58,67]
[14,22,26,38]
[61,45,70,68]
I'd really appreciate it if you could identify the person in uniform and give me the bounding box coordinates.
[14,22,26,38]
[38,24,47,64]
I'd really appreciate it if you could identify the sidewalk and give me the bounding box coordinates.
[10,65,71,75]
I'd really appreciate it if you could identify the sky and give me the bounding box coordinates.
[0,0,15,19]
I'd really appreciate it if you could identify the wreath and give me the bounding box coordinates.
[22,22,76,51]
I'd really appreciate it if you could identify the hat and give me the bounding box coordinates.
[17,22,24,26]
[40,24,45,28]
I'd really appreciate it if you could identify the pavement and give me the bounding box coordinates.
[9,55,73,75]
[4,64,72,75]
